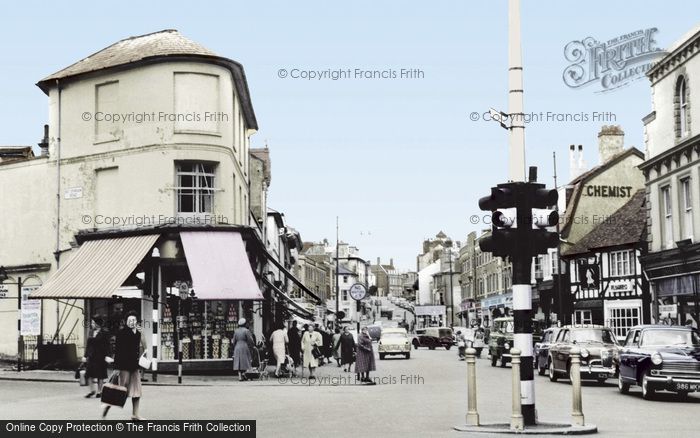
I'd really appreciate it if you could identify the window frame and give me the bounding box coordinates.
[660,185,674,249]
[175,161,217,218]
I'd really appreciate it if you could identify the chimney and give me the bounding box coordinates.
[38,124,49,156]
[577,145,586,175]
[377,257,380,266]
[598,125,624,164]
[390,258,394,267]
[569,145,577,179]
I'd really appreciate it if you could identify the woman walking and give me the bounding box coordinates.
[232,318,254,381]
[102,312,147,420]
[287,321,301,368]
[339,326,356,372]
[301,324,323,379]
[83,316,112,398]
[270,323,288,377]
[332,327,342,367]
[355,327,376,384]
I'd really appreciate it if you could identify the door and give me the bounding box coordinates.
[551,329,568,371]
[619,329,639,381]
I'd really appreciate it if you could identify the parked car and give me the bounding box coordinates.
[412,327,453,350]
[488,317,514,367]
[617,325,700,400]
[534,327,561,375]
[378,328,411,359]
[548,325,618,384]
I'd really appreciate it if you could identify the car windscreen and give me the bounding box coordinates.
[571,329,617,344]
[641,329,700,347]
[439,329,452,338]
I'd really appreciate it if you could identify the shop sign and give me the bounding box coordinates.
[609,283,632,294]
[414,305,445,316]
[64,187,83,199]
[659,304,678,318]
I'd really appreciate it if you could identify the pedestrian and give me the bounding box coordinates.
[232,318,255,381]
[339,326,355,372]
[332,327,342,367]
[82,316,112,398]
[301,324,323,379]
[321,325,333,365]
[288,321,301,368]
[102,311,147,420]
[473,327,485,358]
[355,327,376,384]
[270,322,288,377]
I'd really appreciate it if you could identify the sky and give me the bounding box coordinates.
[1,1,699,271]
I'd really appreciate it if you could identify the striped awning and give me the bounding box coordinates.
[30,234,159,299]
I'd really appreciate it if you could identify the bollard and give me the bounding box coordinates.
[570,347,585,426]
[510,348,524,431]
[465,347,480,426]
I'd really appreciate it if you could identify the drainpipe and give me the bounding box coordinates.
[54,79,62,341]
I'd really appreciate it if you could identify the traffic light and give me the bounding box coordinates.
[477,181,559,258]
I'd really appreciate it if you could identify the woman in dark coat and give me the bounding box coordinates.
[287,321,301,368]
[102,311,147,420]
[339,326,356,372]
[232,318,254,381]
[355,327,376,384]
[83,316,111,398]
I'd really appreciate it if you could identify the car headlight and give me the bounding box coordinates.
[504,342,510,350]
[651,352,663,366]
[581,348,589,358]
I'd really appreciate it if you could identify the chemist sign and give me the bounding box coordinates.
[21,286,41,336]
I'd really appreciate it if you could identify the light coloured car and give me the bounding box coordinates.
[378,328,411,359]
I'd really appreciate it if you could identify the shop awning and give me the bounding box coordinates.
[180,231,263,300]
[260,275,314,320]
[30,234,159,299]
[260,247,322,304]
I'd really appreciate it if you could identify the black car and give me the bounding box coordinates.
[534,327,561,376]
[617,325,700,400]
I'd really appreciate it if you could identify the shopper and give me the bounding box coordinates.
[232,318,254,381]
[355,327,376,384]
[332,327,342,367]
[102,311,147,420]
[82,316,112,398]
[301,324,323,379]
[287,321,301,368]
[270,323,289,377]
[339,326,356,372]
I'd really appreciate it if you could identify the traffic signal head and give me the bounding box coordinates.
[530,230,559,255]
[479,186,514,211]
[532,208,559,228]
[532,188,558,209]
[492,208,516,228]
[479,229,515,258]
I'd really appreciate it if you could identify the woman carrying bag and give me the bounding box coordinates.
[102,311,147,420]
[82,316,112,398]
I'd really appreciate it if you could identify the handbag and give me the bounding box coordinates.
[79,369,88,386]
[100,372,127,408]
[138,352,151,370]
[311,346,323,359]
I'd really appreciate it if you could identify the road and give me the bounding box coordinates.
[1,343,698,437]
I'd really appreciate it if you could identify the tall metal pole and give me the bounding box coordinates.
[508,0,526,183]
[17,277,23,372]
[336,217,340,316]
[553,152,564,325]
[448,250,454,326]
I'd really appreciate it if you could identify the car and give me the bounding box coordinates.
[378,328,411,359]
[380,308,394,320]
[412,327,453,350]
[366,325,382,341]
[534,327,562,376]
[547,325,618,384]
[617,325,700,400]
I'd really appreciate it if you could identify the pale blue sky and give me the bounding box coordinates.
[1,1,698,270]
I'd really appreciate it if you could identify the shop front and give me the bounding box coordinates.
[30,227,272,374]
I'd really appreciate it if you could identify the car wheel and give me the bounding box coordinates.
[491,354,498,367]
[445,345,451,351]
[405,353,410,360]
[379,354,385,360]
[618,374,630,394]
[412,341,419,350]
[429,346,436,350]
[538,362,546,376]
[641,371,655,400]
[548,359,558,382]
[596,377,607,385]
